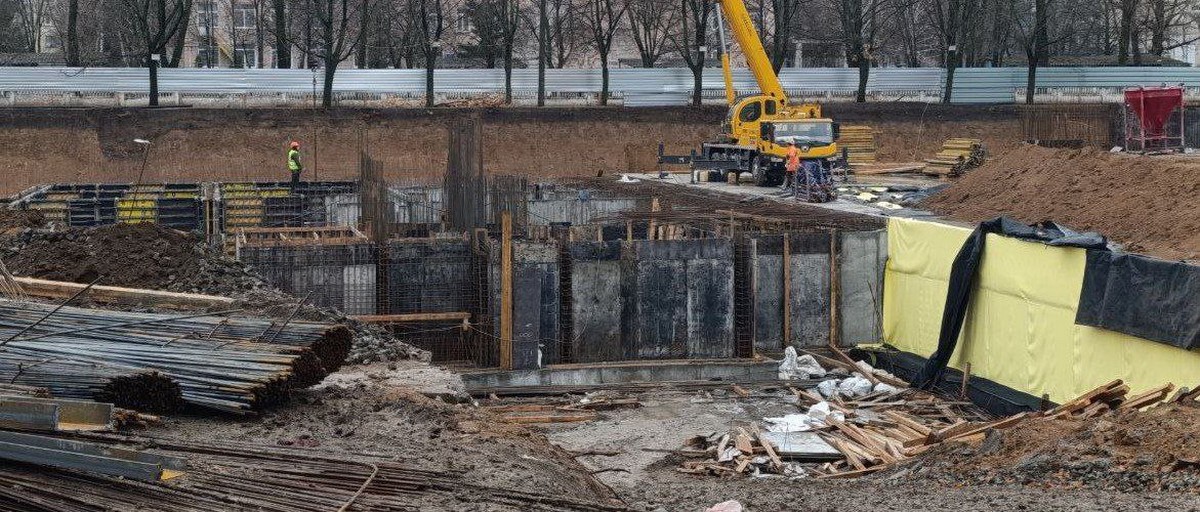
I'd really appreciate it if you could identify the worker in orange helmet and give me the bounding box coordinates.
[784,141,801,191]
[287,141,303,191]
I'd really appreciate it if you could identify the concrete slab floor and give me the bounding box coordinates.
[622,172,942,219]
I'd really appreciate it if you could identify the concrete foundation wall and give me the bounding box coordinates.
[491,241,561,370]
[386,239,473,314]
[838,229,887,345]
[620,239,735,360]
[750,233,832,352]
[569,241,624,363]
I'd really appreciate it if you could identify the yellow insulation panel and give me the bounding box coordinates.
[883,217,1200,403]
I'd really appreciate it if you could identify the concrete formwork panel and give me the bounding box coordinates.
[568,241,624,363]
[750,233,832,352]
[838,229,887,345]
[620,239,735,360]
[491,241,561,370]
[385,239,473,314]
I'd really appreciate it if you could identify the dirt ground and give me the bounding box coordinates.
[0,105,1021,196]
[150,360,623,511]
[923,145,1200,261]
[528,387,1200,511]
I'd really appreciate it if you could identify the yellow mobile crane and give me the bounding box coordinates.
[663,0,842,200]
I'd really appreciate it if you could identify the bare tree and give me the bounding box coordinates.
[626,0,673,67]
[927,0,970,103]
[15,0,49,52]
[286,0,369,106]
[408,0,447,107]
[272,0,289,66]
[1012,0,1053,103]
[1116,0,1137,63]
[498,0,522,102]
[668,0,711,106]
[835,0,891,102]
[221,0,250,67]
[118,0,191,105]
[1146,0,1196,56]
[582,0,627,105]
[66,0,80,64]
[769,0,805,70]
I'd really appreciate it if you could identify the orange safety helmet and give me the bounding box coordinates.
[289,141,300,149]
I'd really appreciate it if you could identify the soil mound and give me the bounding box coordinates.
[1,222,266,294]
[923,145,1200,261]
[907,404,1200,491]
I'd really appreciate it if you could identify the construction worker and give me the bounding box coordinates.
[287,141,303,191]
[784,141,801,190]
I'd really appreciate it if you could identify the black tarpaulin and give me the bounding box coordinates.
[913,217,1107,389]
[1076,251,1200,349]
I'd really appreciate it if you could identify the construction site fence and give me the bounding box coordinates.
[882,217,1200,406]
[5,67,1200,106]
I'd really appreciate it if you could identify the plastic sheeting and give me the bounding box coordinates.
[882,217,1200,404]
[1077,251,1200,349]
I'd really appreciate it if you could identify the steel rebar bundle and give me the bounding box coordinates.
[0,432,629,512]
[0,299,350,414]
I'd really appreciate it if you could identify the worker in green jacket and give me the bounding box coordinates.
[287,141,303,191]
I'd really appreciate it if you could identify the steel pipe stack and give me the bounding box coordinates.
[0,299,350,414]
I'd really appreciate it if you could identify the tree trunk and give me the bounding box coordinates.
[504,52,514,104]
[323,60,336,107]
[66,0,79,66]
[149,56,160,106]
[855,50,868,103]
[538,0,548,107]
[425,52,435,108]
[1025,56,1037,104]
[691,65,702,106]
[599,54,609,106]
[274,0,290,68]
[942,47,957,104]
[1118,0,1134,64]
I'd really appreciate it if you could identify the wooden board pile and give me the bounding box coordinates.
[0,299,351,414]
[675,378,1188,480]
[923,138,986,176]
[837,125,877,164]
[674,386,992,479]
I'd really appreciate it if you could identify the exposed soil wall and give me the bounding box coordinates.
[0,104,1021,196]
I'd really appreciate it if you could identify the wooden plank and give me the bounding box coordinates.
[500,211,514,370]
[1117,383,1175,410]
[13,277,234,309]
[351,312,471,323]
[943,413,1029,442]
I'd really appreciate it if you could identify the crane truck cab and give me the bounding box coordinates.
[703,95,842,187]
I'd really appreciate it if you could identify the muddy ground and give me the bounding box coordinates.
[0,104,1022,196]
[171,365,1200,512]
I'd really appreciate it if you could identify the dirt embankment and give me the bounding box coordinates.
[0,104,1021,196]
[923,145,1200,261]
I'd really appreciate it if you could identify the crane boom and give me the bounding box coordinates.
[717,0,786,102]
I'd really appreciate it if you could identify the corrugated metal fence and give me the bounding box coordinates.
[1,66,1198,105]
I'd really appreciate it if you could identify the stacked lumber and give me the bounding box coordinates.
[0,299,350,414]
[837,125,877,164]
[923,138,986,176]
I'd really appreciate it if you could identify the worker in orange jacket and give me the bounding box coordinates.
[784,141,801,190]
